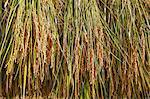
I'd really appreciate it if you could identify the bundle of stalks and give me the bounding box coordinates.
[0,0,149,98]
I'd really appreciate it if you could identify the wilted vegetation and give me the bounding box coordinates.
[0,0,150,98]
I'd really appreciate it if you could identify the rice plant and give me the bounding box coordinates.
[0,0,149,98]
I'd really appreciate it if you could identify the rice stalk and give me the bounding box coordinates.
[0,0,149,98]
